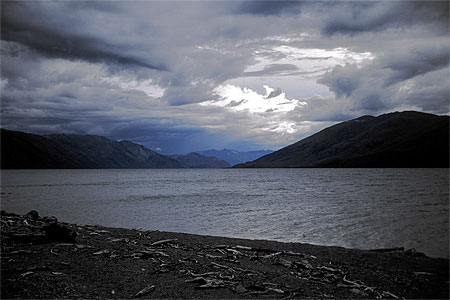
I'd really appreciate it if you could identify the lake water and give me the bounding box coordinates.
[1,169,448,258]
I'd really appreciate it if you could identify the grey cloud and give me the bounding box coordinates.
[288,95,353,122]
[1,1,167,71]
[322,1,449,36]
[244,64,299,77]
[382,44,449,85]
[238,1,303,15]
[297,56,333,61]
[317,43,449,116]
[226,100,246,107]
[318,64,361,98]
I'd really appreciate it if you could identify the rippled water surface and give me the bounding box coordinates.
[1,168,448,258]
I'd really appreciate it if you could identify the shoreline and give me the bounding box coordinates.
[1,210,449,299]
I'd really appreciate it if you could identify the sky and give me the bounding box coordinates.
[1,0,449,154]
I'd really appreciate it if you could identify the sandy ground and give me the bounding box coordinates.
[1,210,449,299]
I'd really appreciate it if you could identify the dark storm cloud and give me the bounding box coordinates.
[238,1,303,15]
[322,1,449,36]
[1,1,166,71]
[318,64,361,98]
[319,42,449,101]
[382,45,449,86]
[318,41,449,116]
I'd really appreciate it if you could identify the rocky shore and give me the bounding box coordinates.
[1,210,449,299]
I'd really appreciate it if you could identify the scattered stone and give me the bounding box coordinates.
[234,284,247,293]
[350,288,369,297]
[294,259,313,270]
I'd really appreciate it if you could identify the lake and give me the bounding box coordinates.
[1,168,448,258]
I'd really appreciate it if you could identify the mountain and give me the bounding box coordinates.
[235,111,449,168]
[46,134,183,168]
[1,129,81,169]
[169,152,230,168]
[198,149,273,166]
[1,129,183,169]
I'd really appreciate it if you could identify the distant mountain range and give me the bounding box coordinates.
[235,111,449,168]
[0,130,229,169]
[169,152,230,168]
[198,149,273,166]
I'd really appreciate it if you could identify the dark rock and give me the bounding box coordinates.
[405,248,426,257]
[42,222,77,243]
[25,210,40,219]
[0,210,19,217]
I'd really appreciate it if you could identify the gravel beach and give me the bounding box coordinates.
[1,210,448,299]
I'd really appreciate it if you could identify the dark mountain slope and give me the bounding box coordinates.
[1,130,183,169]
[44,134,183,169]
[0,129,80,169]
[235,111,449,168]
[170,152,231,168]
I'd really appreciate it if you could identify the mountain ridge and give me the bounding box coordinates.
[0,130,228,169]
[234,111,449,168]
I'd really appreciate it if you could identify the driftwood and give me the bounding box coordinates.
[316,266,341,273]
[341,275,400,299]
[232,245,315,258]
[413,271,434,276]
[8,250,39,255]
[92,250,110,255]
[150,239,177,246]
[134,284,155,298]
[52,272,64,275]
[262,252,282,259]
[1,210,418,299]
[188,271,220,277]
[185,277,208,284]
[20,271,34,278]
[211,261,236,271]
[135,249,169,258]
